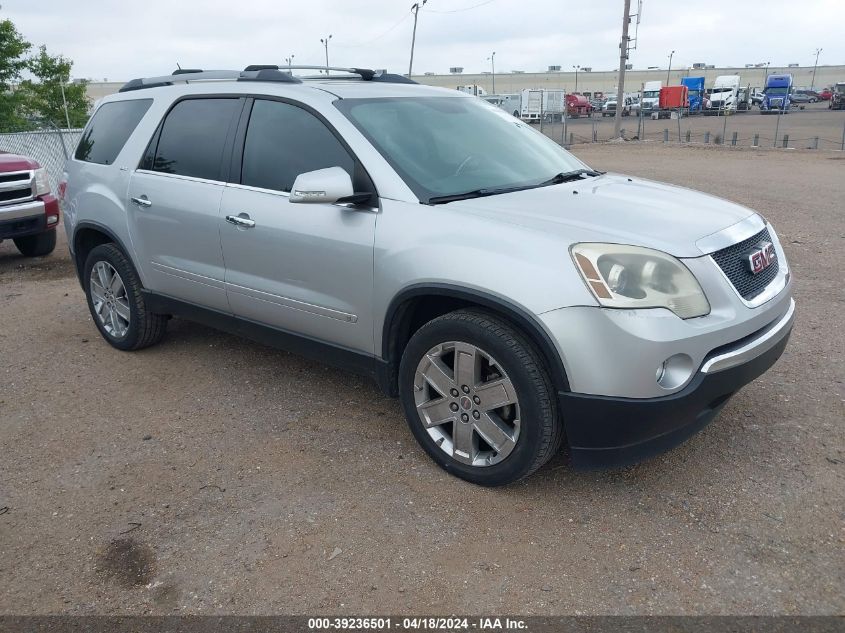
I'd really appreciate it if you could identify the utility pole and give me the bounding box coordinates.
[58,80,71,129]
[811,48,822,90]
[320,35,332,75]
[572,65,580,92]
[488,52,496,93]
[666,50,675,84]
[613,0,632,138]
[408,0,427,77]
[285,55,295,72]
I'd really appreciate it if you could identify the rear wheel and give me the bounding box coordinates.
[14,229,56,257]
[83,243,167,351]
[399,309,563,486]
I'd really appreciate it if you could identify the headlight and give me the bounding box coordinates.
[571,243,710,319]
[34,167,50,196]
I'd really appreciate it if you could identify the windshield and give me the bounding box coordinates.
[643,90,660,98]
[712,86,734,93]
[766,87,788,96]
[336,96,587,204]
[688,89,700,96]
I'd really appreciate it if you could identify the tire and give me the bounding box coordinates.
[399,309,563,486]
[13,229,56,257]
[83,243,167,351]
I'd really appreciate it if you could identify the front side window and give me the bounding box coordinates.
[149,98,240,180]
[75,99,152,165]
[241,99,356,193]
[336,96,586,204]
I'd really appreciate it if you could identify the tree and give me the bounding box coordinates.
[18,46,90,128]
[0,15,90,131]
[0,17,31,131]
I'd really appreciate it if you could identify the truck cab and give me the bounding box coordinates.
[640,80,662,115]
[705,75,741,114]
[830,82,845,110]
[681,77,705,113]
[761,74,793,114]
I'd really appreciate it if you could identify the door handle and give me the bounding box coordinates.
[130,196,152,208]
[225,214,256,228]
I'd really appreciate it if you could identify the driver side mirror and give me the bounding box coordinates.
[290,167,367,205]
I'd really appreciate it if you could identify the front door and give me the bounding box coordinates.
[219,98,377,354]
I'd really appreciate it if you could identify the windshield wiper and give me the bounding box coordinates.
[427,185,532,205]
[427,169,603,205]
[537,169,603,186]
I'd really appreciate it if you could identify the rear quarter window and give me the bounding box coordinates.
[74,99,153,165]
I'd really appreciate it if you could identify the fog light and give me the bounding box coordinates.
[656,354,694,390]
[47,214,59,225]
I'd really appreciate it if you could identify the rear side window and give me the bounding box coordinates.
[241,99,356,193]
[75,99,152,165]
[148,98,240,180]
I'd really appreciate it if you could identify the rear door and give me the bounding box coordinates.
[127,96,243,311]
[218,97,377,354]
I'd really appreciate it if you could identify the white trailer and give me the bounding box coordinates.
[519,89,565,122]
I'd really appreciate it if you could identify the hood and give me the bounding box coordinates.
[0,151,39,171]
[443,174,758,258]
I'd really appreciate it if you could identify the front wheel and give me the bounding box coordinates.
[83,243,167,351]
[14,229,56,257]
[399,310,563,486]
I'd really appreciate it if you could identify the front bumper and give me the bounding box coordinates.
[559,298,795,468]
[0,197,59,240]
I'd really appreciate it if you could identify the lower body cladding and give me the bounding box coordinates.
[542,294,795,468]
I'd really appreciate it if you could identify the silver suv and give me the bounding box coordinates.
[62,66,794,486]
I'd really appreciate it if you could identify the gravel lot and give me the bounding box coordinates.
[0,144,843,615]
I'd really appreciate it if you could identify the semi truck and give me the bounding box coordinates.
[705,75,742,115]
[640,80,662,116]
[761,74,793,114]
[830,82,845,110]
[681,77,705,113]
[652,85,689,118]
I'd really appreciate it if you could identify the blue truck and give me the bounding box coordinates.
[681,77,705,113]
[761,73,793,114]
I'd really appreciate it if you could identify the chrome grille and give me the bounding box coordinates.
[0,170,34,206]
[711,228,780,301]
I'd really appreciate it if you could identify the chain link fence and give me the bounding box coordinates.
[0,128,83,192]
[531,106,845,152]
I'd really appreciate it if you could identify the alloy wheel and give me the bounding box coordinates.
[89,261,131,338]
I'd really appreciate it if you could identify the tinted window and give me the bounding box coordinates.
[241,99,355,193]
[151,98,239,180]
[75,99,152,164]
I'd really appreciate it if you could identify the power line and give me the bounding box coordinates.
[423,0,496,14]
[334,12,412,48]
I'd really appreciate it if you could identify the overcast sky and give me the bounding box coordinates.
[3,0,842,81]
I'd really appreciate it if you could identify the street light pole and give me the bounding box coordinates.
[666,50,675,84]
[572,65,580,92]
[487,52,496,94]
[285,55,295,72]
[320,35,332,75]
[613,0,632,138]
[408,0,427,77]
[811,47,822,90]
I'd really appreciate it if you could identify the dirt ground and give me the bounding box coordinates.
[538,101,845,150]
[0,144,843,616]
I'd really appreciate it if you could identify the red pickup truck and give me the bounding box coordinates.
[0,152,59,257]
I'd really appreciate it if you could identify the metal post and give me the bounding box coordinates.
[841,119,845,151]
[782,134,789,148]
[753,133,759,147]
[321,35,332,75]
[811,48,822,91]
[569,132,574,146]
[408,2,427,77]
[704,131,710,143]
[773,106,782,148]
[663,128,668,143]
[677,108,682,142]
[539,89,544,133]
[685,129,691,143]
[59,81,71,129]
[731,131,738,146]
[811,137,818,150]
[561,98,567,146]
[722,100,728,144]
[613,0,632,138]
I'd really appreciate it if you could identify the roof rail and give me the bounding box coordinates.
[246,65,418,84]
[119,68,302,93]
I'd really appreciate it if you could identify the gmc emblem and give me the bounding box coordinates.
[745,241,776,275]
